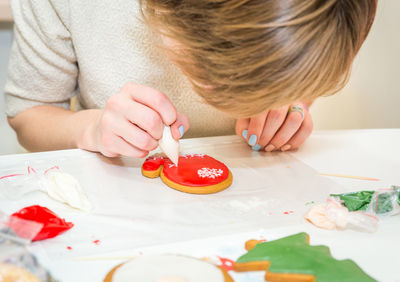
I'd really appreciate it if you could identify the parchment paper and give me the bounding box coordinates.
[0,136,343,259]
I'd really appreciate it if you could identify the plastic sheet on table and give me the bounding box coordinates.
[0,211,56,281]
[0,138,343,259]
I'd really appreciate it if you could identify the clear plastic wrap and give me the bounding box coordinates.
[0,164,92,211]
[330,186,400,216]
[346,211,379,233]
[366,186,400,216]
[0,210,57,281]
[0,165,44,200]
[305,198,379,233]
[306,186,400,232]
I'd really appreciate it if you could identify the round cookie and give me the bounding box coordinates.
[104,254,233,282]
[142,154,233,194]
[0,263,41,282]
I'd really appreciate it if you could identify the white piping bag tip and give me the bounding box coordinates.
[159,125,180,166]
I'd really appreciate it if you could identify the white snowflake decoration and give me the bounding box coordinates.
[197,167,224,179]
[183,154,205,159]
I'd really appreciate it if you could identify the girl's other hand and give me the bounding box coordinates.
[235,102,313,152]
[80,82,190,158]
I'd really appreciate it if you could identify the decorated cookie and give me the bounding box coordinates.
[141,154,233,194]
[234,232,376,282]
[103,254,233,282]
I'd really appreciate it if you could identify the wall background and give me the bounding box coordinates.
[310,0,400,129]
[0,1,399,155]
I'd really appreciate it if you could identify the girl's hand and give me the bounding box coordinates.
[81,82,190,158]
[235,103,313,152]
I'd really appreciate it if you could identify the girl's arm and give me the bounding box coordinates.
[8,106,100,152]
[8,82,190,157]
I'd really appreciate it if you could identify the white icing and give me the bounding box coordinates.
[305,200,349,230]
[159,126,180,166]
[197,168,224,179]
[44,171,92,212]
[112,254,225,282]
[155,276,188,282]
[305,199,379,232]
[183,154,204,159]
[325,200,349,228]
[304,204,337,230]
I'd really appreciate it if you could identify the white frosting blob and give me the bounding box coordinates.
[112,254,225,282]
[159,126,180,166]
[305,200,349,230]
[45,171,92,212]
[326,200,349,228]
[304,204,336,230]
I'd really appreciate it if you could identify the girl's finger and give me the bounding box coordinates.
[100,134,149,158]
[235,118,251,141]
[268,105,305,151]
[170,112,190,140]
[122,101,164,140]
[111,118,158,152]
[259,106,288,150]
[122,82,178,125]
[283,112,313,150]
[246,111,268,150]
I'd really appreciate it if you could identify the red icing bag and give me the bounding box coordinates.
[10,205,74,241]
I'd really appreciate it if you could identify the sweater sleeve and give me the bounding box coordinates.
[4,0,78,117]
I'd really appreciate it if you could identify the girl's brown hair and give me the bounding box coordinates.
[141,0,377,117]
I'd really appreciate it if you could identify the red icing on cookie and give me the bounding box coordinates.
[142,156,165,171]
[143,154,229,187]
[218,256,235,271]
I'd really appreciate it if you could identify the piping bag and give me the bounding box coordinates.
[158,125,180,166]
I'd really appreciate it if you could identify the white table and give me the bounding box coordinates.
[0,129,399,281]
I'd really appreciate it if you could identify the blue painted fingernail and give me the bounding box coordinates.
[248,134,257,146]
[178,125,185,138]
[242,129,248,139]
[252,144,261,151]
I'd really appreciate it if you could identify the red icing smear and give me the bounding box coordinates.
[0,174,24,180]
[93,239,101,245]
[10,205,74,241]
[217,256,235,271]
[44,166,60,174]
[143,154,229,187]
[27,166,37,174]
[67,246,72,250]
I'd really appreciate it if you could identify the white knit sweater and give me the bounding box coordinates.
[4,0,235,138]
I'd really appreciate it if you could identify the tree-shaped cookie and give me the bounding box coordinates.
[234,232,376,282]
[142,154,233,194]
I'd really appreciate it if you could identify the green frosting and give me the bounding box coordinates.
[330,191,374,211]
[392,186,400,206]
[331,187,400,214]
[376,193,394,214]
[236,233,376,282]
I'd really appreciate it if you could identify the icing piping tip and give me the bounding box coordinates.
[159,126,180,166]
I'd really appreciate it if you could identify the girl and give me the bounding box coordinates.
[4,0,376,157]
